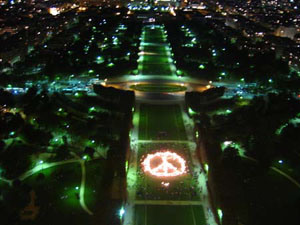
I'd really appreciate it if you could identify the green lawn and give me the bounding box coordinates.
[143,30,164,36]
[135,205,206,225]
[130,84,187,93]
[142,55,171,64]
[140,26,174,76]
[143,36,167,43]
[141,63,173,75]
[138,104,187,140]
[143,45,169,53]
[142,27,166,44]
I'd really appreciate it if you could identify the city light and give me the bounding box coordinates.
[188,107,197,115]
[119,207,125,219]
[49,8,60,16]
[204,164,209,173]
[217,208,223,221]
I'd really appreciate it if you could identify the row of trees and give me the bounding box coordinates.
[187,91,300,225]
[165,18,290,86]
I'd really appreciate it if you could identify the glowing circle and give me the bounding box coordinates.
[142,151,187,177]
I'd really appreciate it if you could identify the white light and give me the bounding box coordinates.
[119,207,125,217]
[49,7,60,16]
[223,141,232,146]
[142,151,187,177]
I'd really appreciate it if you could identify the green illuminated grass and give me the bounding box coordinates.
[130,84,187,93]
[142,55,171,64]
[135,205,206,225]
[142,63,173,75]
[143,45,169,53]
[139,26,175,76]
[138,104,187,140]
[142,27,167,43]
[143,36,167,43]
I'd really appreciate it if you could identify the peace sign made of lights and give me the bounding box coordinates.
[142,151,187,177]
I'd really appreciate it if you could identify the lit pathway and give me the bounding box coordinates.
[19,158,80,181]
[180,103,218,225]
[124,103,140,225]
[79,160,94,215]
[242,155,300,189]
[138,25,177,77]
[0,177,12,185]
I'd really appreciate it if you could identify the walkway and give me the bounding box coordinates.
[1,153,95,216]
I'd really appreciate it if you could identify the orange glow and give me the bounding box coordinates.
[49,7,60,16]
[142,151,186,177]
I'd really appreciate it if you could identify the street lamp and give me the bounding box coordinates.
[217,208,223,223]
[119,207,125,220]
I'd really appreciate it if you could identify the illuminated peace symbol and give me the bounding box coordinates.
[142,151,187,177]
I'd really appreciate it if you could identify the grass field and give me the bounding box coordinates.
[130,84,187,93]
[136,143,199,201]
[143,45,169,53]
[140,25,174,76]
[141,63,173,75]
[143,36,167,43]
[141,55,171,64]
[135,205,206,225]
[138,104,187,140]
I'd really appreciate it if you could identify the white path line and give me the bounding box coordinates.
[79,160,94,215]
[242,155,300,189]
